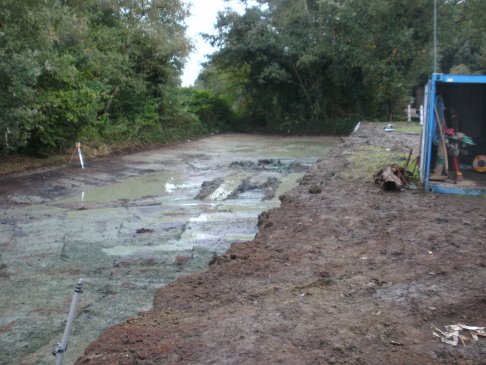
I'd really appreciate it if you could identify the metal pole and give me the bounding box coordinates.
[53,279,83,365]
[433,0,438,73]
[76,142,85,169]
[4,128,9,153]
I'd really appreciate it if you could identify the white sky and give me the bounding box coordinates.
[181,0,259,86]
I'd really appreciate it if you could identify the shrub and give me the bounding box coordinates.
[180,88,237,133]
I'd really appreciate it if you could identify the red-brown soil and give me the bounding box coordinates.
[76,123,486,365]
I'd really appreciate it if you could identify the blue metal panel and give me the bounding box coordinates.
[419,82,430,185]
[423,79,437,192]
[429,184,486,197]
[433,73,486,84]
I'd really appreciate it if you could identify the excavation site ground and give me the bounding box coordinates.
[1,124,485,365]
[0,134,335,364]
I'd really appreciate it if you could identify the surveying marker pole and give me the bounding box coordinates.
[68,142,85,169]
[4,128,10,153]
[76,142,85,169]
[53,279,83,365]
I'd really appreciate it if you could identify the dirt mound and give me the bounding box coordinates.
[228,176,280,200]
[77,123,486,365]
[229,159,306,173]
[194,177,225,200]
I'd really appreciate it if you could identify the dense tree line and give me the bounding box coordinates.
[0,0,200,155]
[198,0,486,134]
[1,1,485,155]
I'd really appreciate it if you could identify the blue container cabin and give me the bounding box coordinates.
[420,73,486,196]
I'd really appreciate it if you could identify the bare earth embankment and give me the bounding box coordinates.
[74,122,486,365]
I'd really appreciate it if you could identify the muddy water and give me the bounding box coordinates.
[0,135,335,364]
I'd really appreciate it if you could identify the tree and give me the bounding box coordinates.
[201,0,486,132]
[0,0,50,152]
[202,0,474,129]
[0,0,194,154]
[440,0,486,74]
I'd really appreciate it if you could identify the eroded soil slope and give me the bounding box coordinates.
[77,123,486,365]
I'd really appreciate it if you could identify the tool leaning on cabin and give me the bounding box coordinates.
[430,99,474,181]
[430,103,449,181]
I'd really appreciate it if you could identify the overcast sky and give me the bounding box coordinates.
[181,0,259,87]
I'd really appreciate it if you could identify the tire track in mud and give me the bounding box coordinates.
[0,136,335,364]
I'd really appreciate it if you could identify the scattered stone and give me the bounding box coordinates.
[263,221,274,229]
[406,182,418,190]
[208,253,219,266]
[316,270,330,278]
[175,255,190,266]
[309,184,322,194]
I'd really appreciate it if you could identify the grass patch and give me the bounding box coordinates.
[345,145,404,179]
[394,122,423,134]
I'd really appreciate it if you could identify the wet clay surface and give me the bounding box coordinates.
[0,135,335,364]
[76,123,486,365]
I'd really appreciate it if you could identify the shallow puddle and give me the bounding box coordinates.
[67,173,184,203]
[0,134,335,364]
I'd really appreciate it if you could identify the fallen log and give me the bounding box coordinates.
[374,164,408,191]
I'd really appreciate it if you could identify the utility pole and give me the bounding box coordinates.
[433,0,438,73]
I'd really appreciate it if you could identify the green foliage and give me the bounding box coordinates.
[0,0,49,153]
[440,0,486,74]
[180,89,237,133]
[31,85,102,154]
[200,0,484,134]
[101,97,204,145]
[2,0,484,155]
[0,0,192,155]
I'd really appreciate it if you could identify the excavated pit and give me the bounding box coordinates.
[0,134,336,365]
